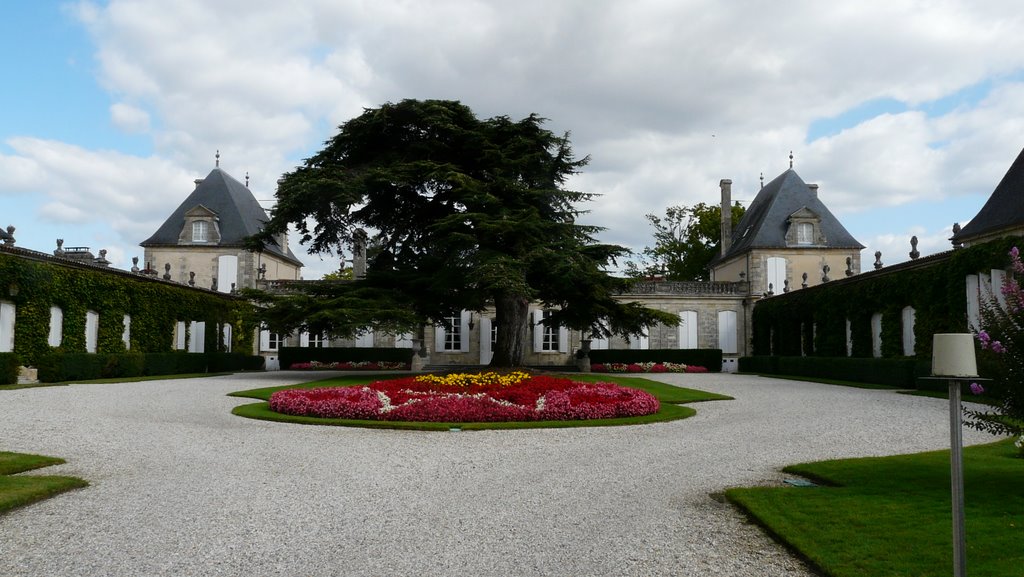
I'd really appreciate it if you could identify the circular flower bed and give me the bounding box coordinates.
[268,372,660,422]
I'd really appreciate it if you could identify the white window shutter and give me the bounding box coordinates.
[85,311,99,353]
[259,329,270,352]
[558,326,569,353]
[459,310,471,353]
[434,323,446,353]
[122,314,131,350]
[538,311,546,352]
[48,306,63,347]
[299,331,309,347]
[0,301,15,353]
[222,324,232,352]
[991,269,1007,307]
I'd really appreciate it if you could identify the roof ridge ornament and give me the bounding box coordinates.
[215,149,220,168]
[789,150,794,169]
[760,172,764,189]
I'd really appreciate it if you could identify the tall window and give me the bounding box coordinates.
[766,257,786,294]
[717,310,737,354]
[540,311,559,351]
[678,311,697,349]
[85,310,99,353]
[796,222,813,245]
[443,315,461,351]
[268,332,281,351]
[0,301,14,353]
[48,306,63,347]
[308,333,326,348]
[193,221,209,243]
[122,314,131,350]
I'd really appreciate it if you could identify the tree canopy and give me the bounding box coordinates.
[626,202,745,281]
[250,99,677,366]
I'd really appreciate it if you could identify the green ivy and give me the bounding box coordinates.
[0,253,256,366]
[752,238,1019,359]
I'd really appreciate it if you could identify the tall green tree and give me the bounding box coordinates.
[627,202,745,281]
[250,99,677,367]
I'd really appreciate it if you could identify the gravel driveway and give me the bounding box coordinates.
[0,372,1002,577]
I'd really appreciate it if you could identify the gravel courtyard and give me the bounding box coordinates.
[0,372,1002,577]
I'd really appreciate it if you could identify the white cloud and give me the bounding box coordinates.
[3,0,1023,278]
[110,102,150,133]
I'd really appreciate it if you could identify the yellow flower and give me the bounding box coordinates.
[414,371,531,387]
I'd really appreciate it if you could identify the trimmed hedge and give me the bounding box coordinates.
[588,349,723,373]
[739,355,931,388]
[35,351,264,382]
[142,352,213,377]
[0,352,19,385]
[278,346,415,370]
[208,352,264,373]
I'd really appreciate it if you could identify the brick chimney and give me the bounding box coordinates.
[720,179,733,257]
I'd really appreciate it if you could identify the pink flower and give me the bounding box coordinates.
[992,341,1006,354]
[970,382,985,395]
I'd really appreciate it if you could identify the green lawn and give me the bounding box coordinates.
[229,373,732,430]
[726,439,1024,577]
[0,452,88,515]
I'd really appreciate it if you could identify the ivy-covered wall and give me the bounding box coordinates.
[751,238,1019,359]
[0,251,256,366]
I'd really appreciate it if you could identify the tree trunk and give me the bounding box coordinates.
[489,293,530,367]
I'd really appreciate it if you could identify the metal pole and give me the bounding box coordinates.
[949,378,966,577]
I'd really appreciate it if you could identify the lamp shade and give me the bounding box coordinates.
[932,333,978,377]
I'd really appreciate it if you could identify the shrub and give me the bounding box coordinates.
[588,349,723,372]
[738,355,931,388]
[278,346,414,369]
[242,355,265,371]
[0,352,19,385]
[143,352,208,376]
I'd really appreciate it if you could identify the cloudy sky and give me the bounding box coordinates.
[2,1,1024,279]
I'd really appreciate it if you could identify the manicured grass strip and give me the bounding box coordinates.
[725,439,1024,577]
[0,452,88,516]
[739,373,904,390]
[229,374,726,430]
[900,389,1002,406]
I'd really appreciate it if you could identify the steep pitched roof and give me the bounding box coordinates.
[715,169,863,263]
[140,168,302,266]
[951,147,1024,243]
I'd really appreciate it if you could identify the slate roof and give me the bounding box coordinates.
[951,147,1024,243]
[141,168,302,266]
[714,169,864,264]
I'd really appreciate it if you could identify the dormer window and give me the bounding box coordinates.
[193,221,209,243]
[786,207,824,247]
[178,204,221,245]
[797,222,813,245]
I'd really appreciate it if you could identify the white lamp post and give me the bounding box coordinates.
[929,333,982,577]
